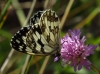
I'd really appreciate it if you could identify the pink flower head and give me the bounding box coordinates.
[60,29,98,71]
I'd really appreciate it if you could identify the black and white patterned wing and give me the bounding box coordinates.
[10,9,60,55]
[10,26,30,53]
[40,9,60,48]
[40,9,60,54]
[25,9,60,55]
[30,11,43,25]
[10,11,43,53]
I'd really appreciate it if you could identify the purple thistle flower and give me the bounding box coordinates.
[57,29,98,71]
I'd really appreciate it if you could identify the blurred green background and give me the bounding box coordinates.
[0,0,100,74]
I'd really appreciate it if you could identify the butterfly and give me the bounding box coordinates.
[10,9,61,56]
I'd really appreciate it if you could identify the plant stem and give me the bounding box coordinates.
[90,63,100,74]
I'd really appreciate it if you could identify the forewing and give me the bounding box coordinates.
[39,9,60,52]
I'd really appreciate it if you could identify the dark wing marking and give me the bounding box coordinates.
[10,26,32,53]
[30,11,43,25]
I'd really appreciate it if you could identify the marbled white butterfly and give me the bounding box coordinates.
[10,9,60,56]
